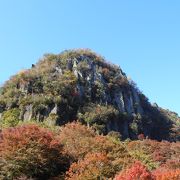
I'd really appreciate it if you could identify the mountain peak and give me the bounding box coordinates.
[0,49,179,141]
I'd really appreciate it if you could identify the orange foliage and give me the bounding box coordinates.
[66,152,114,180]
[115,161,154,180]
[59,122,131,167]
[0,124,69,179]
[59,122,96,159]
[59,122,132,178]
[153,169,180,180]
[127,140,180,168]
[115,162,180,180]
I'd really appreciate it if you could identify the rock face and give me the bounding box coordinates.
[23,105,33,121]
[0,49,179,141]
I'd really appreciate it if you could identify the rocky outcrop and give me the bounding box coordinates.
[114,91,125,112]
[0,49,178,141]
[22,105,33,121]
[132,88,143,114]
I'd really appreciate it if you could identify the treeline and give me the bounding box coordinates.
[0,121,179,179]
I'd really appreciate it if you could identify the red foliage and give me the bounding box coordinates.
[153,168,180,180]
[0,124,59,152]
[115,161,155,180]
[127,140,180,169]
[0,124,69,178]
[163,159,180,170]
[66,152,114,180]
[138,134,145,140]
[59,122,96,159]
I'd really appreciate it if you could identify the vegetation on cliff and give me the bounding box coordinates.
[0,49,179,179]
[0,49,179,141]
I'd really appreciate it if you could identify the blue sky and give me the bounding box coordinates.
[0,0,179,115]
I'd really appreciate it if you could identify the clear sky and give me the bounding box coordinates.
[0,0,179,115]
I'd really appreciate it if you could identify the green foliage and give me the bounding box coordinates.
[129,121,139,135]
[93,80,105,100]
[129,150,159,170]
[43,70,77,97]
[127,140,180,171]
[17,120,60,133]
[108,131,122,141]
[45,113,59,126]
[0,48,179,143]
[78,104,119,134]
[77,60,91,74]
[0,108,21,127]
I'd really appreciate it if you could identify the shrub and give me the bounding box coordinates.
[59,122,96,160]
[129,149,159,170]
[78,104,119,134]
[108,131,122,141]
[77,61,91,73]
[66,153,115,180]
[59,122,132,174]
[0,108,20,127]
[153,168,180,180]
[43,70,77,97]
[115,161,154,180]
[0,124,69,179]
[127,140,180,169]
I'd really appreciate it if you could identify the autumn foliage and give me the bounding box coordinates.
[0,124,69,179]
[115,162,180,180]
[59,122,96,159]
[127,139,180,169]
[153,168,180,180]
[0,122,179,179]
[115,161,154,180]
[66,152,114,180]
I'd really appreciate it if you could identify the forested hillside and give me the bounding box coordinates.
[0,49,179,141]
[0,49,179,179]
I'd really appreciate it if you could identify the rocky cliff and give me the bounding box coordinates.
[0,49,179,141]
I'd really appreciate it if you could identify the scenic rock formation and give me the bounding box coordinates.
[0,49,179,141]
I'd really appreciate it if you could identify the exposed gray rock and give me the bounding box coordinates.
[36,112,41,121]
[124,93,134,114]
[73,58,78,68]
[114,91,125,112]
[86,75,91,81]
[50,104,58,114]
[132,88,143,114]
[55,67,63,75]
[73,69,79,78]
[19,83,29,94]
[78,70,83,78]
[23,104,33,121]
[129,93,135,113]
